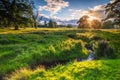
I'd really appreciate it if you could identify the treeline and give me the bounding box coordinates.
[77,15,119,29]
[38,20,74,28]
[0,0,73,29]
[0,0,119,29]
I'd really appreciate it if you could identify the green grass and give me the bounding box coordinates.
[6,59,120,80]
[0,28,120,79]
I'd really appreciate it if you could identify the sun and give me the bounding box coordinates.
[88,16,96,21]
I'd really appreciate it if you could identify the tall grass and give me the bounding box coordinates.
[0,28,120,79]
[6,60,120,80]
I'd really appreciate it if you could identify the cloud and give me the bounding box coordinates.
[39,13,49,18]
[87,5,106,20]
[110,0,116,3]
[39,0,69,15]
[69,5,106,21]
[68,9,83,19]
[39,4,105,24]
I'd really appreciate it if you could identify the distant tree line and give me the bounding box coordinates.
[38,20,74,28]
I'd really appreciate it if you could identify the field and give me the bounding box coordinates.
[0,28,120,80]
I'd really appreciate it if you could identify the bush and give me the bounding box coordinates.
[89,35,104,41]
[94,40,116,59]
[67,33,77,39]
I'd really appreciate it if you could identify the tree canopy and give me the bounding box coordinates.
[77,15,90,28]
[0,0,34,30]
[105,0,120,25]
[48,20,57,28]
[77,15,102,29]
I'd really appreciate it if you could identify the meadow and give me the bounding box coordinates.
[0,28,120,80]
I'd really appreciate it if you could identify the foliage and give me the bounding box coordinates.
[32,10,43,28]
[67,24,73,28]
[77,15,90,28]
[92,40,116,59]
[0,0,34,29]
[48,20,57,28]
[0,28,120,79]
[102,20,114,29]
[77,15,102,29]
[105,0,120,25]
[91,19,102,29]
[6,60,120,80]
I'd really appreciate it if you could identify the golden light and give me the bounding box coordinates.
[88,16,96,21]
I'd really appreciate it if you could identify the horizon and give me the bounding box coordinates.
[34,0,110,25]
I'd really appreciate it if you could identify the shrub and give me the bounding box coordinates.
[89,35,104,41]
[67,33,77,39]
[94,40,116,59]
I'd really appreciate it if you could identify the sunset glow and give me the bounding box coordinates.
[35,0,109,25]
[88,16,97,21]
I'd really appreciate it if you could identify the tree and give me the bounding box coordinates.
[0,0,34,30]
[91,19,102,29]
[105,0,120,26]
[67,24,73,28]
[77,15,90,28]
[48,20,57,28]
[44,21,47,27]
[102,20,114,29]
[32,10,43,28]
[53,21,57,28]
[48,20,53,28]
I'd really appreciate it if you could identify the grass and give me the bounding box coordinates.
[0,28,120,79]
[6,59,120,80]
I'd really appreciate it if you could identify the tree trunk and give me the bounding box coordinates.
[34,22,37,29]
[14,25,19,30]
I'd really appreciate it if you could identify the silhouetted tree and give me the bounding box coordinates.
[91,19,102,29]
[77,15,90,28]
[32,10,43,28]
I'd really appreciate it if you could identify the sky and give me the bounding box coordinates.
[34,0,110,24]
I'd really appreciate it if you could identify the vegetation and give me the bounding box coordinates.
[48,20,58,28]
[102,20,114,29]
[5,60,120,80]
[0,0,120,80]
[77,15,90,28]
[0,28,120,79]
[0,0,34,30]
[91,19,102,29]
[105,0,120,26]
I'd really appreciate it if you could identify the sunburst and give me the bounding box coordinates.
[88,16,97,21]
